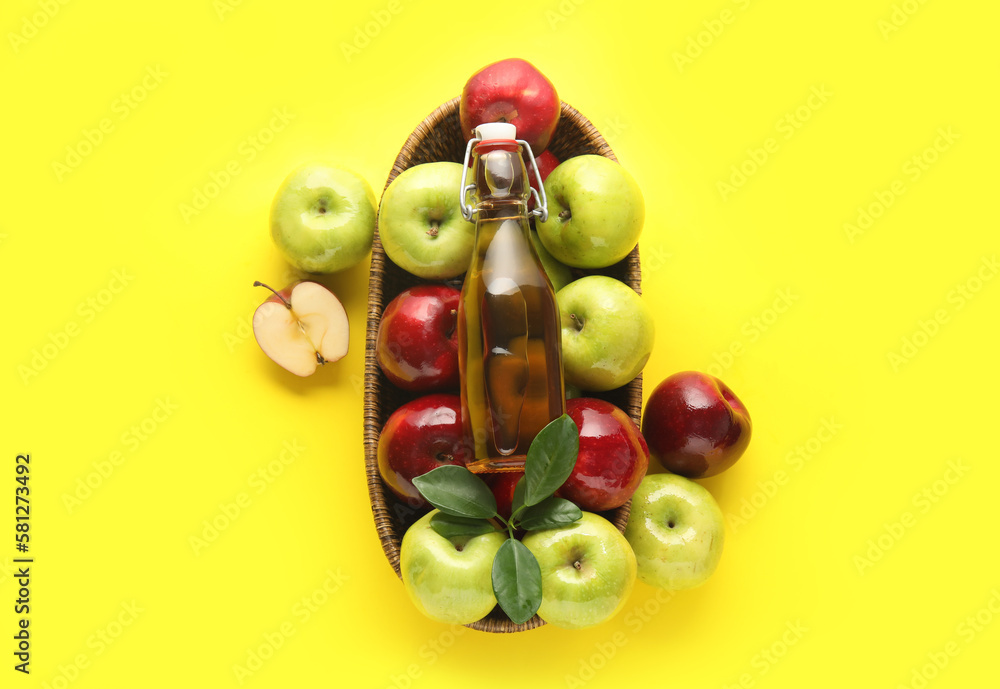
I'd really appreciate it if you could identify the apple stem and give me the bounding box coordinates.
[316,352,326,366]
[426,221,440,237]
[254,281,292,309]
[570,313,585,332]
[573,560,583,570]
[558,209,571,221]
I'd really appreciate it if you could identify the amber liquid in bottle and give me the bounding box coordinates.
[459,138,565,474]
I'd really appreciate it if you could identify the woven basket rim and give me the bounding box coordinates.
[364,97,641,634]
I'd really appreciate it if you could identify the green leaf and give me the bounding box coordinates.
[491,539,542,624]
[524,414,579,506]
[429,512,497,539]
[517,496,583,531]
[510,476,526,518]
[412,466,497,519]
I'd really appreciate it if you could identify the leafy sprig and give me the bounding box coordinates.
[411,414,581,624]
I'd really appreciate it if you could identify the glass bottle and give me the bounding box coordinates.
[457,123,565,474]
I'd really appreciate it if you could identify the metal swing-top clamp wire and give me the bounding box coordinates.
[459,129,549,224]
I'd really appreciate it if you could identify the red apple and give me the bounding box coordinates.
[376,285,461,392]
[251,280,349,377]
[378,394,474,509]
[460,58,560,153]
[484,471,523,520]
[642,371,752,479]
[558,398,649,512]
[526,149,559,212]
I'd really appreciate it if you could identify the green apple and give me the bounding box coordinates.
[522,512,637,630]
[624,473,725,590]
[399,510,505,625]
[536,155,644,269]
[557,275,654,391]
[529,228,572,292]
[377,162,476,280]
[270,163,377,274]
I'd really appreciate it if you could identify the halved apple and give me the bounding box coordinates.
[251,280,349,376]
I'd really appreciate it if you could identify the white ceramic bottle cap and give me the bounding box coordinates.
[475,122,517,141]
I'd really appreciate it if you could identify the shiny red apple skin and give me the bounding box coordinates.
[376,285,461,392]
[641,371,752,479]
[558,398,649,512]
[485,471,523,520]
[460,58,560,153]
[526,150,559,213]
[377,394,474,509]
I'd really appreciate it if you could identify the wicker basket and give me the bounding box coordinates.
[364,97,642,633]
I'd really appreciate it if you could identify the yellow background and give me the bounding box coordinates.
[2,0,998,687]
